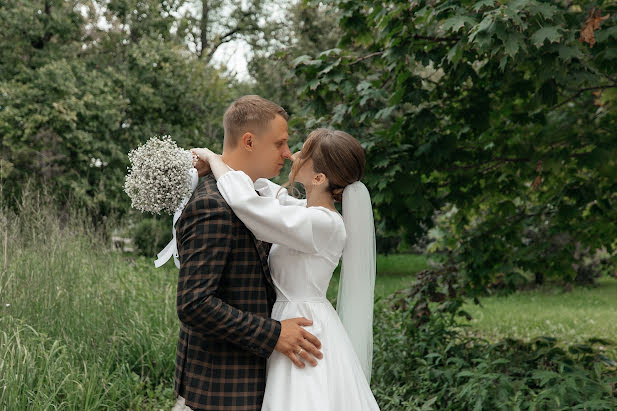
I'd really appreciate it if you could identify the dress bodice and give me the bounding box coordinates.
[268,212,344,302]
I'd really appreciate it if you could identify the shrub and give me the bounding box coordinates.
[132,215,173,257]
[371,266,617,410]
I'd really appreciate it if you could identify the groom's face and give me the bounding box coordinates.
[252,114,292,179]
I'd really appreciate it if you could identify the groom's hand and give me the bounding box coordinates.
[274,317,323,368]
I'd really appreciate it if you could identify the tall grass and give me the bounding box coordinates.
[0,188,178,410]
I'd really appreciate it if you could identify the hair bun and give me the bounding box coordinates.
[331,186,344,203]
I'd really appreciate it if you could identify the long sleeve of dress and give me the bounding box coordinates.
[217,171,339,255]
[253,178,307,206]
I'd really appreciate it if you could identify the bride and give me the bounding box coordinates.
[193,128,379,411]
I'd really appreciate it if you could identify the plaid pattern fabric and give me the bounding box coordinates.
[174,174,281,411]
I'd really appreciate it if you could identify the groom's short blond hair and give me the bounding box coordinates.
[223,95,289,148]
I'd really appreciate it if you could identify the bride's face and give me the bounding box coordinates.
[289,146,314,187]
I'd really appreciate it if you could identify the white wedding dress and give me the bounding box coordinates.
[217,171,380,411]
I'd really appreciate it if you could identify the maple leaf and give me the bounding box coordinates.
[579,7,610,48]
[531,26,562,48]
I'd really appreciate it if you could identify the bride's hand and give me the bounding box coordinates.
[191,148,218,177]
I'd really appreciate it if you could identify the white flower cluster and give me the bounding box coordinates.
[124,136,197,215]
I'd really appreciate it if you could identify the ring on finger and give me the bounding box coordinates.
[296,347,304,356]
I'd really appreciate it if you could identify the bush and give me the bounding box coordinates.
[426,204,617,293]
[132,215,174,257]
[371,267,617,410]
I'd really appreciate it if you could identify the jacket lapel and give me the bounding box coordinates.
[251,234,274,290]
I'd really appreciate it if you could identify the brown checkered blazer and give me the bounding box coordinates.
[174,174,281,411]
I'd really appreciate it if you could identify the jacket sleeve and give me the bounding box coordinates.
[217,171,339,255]
[175,194,281,358]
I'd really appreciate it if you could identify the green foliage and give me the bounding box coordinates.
[133,215,173,257]
[292,0,617,293]
[0,188,177,409]
[247,1,342,130]
[0,0,235,218]
[2,190,615,409]
[372,267,617,410]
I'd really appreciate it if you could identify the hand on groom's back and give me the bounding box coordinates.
[274,317,323,368]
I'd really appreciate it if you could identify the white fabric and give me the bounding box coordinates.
[253,178,308,207]
[217,171,379,411]
[337,182,376,383]
[218,171,340,257]
[154,167,199,268]
[172,396,193,411]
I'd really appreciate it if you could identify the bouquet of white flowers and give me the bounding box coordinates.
[124,136,200,268]
[124,135,198,215]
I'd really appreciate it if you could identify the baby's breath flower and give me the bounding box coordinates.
[124,136,197,215]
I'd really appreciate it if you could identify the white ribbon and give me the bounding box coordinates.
[154,168,199,268]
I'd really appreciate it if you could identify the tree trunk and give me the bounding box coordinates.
[534,271,544,285]
[199,0,209,58]
[32,0,52,49]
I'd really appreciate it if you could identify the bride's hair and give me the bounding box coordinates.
[285,128,365,202]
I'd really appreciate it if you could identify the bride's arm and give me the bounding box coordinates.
[253,178,307,207]
[202,158,336,255]
[217,171,337,254]
[192,147,306,206]
[192,150,333,253]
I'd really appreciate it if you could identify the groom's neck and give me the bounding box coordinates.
[221,150,258,182]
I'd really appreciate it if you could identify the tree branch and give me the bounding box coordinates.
[205,27,242,61]
[413,34,460,42]
[551,84,617,110]
[349,51,384,65]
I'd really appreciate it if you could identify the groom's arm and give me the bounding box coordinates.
[175,194,281,359]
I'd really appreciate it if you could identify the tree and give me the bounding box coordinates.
[292,0,617,292]
[247,0,342,115]
[0,0,235,218]
[175,0,273,62]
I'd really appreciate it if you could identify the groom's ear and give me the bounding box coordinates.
[240,132,255,152]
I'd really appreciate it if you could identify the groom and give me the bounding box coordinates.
[173,95,322,411]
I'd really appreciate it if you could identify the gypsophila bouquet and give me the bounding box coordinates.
[124,136,197,215]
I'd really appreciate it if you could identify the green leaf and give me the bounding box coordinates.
[503,32,524,58]
[389,88,404,105]
[527,3,558,19]
[442,16,477,33]
[317,48,342,57]
[357,80,372,91]
[596,26,617,43]
[473,0,497,12]
[447,41,464,65]
[308,78,320,91]
[499,55,508,71]
[531,26,562,48]
[291,55,312,67]
[557,45,583,62]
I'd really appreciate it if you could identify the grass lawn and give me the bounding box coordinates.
[326,254,427,302]
[462,277,617,351]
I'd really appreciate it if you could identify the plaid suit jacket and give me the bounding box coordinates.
[174,174,281,411]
